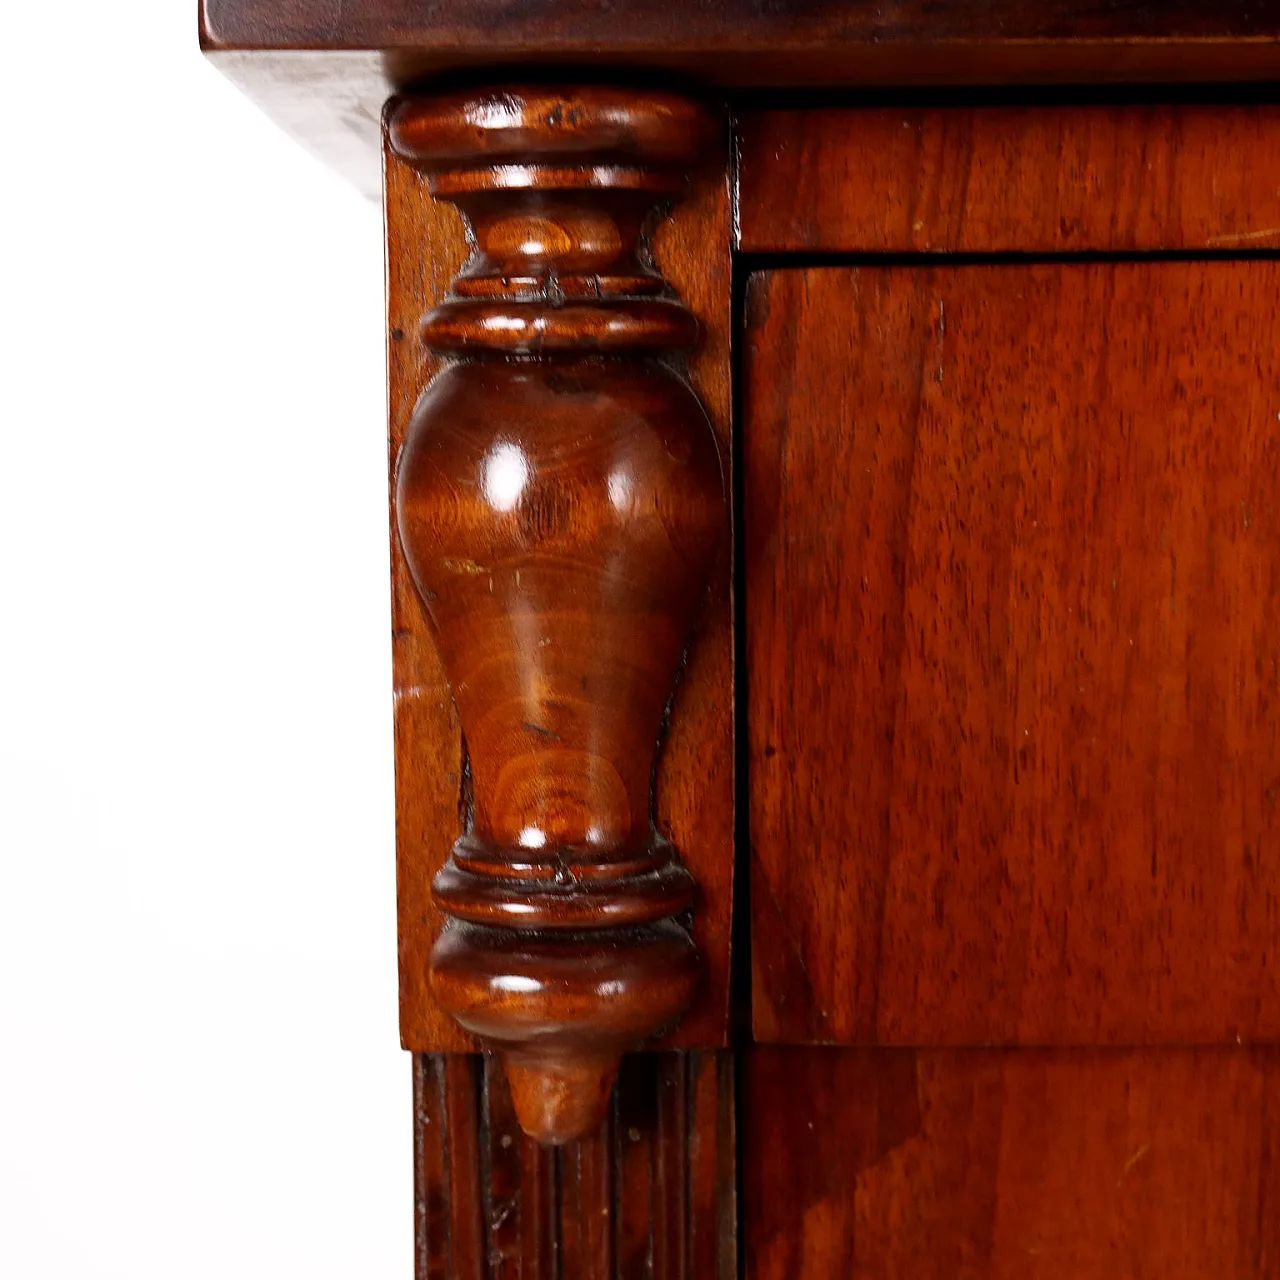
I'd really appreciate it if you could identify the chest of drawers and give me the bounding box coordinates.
[205,7,1280,1274]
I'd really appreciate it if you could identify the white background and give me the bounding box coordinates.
[0,3,408,1276]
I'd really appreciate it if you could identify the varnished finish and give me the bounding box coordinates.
[204,0,1280,48]
[384,99,735,1066]
[746,262,1280,1045]
[414,1051,736,1280]
[202,1,1280,87]
[201,8,1280,196]
[389,88,726,1142]
[738,104,1280,254]
[745,1045,1280,1279]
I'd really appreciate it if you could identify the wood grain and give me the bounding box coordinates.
[385,100,735,1063]
[201,0,1280,90]
[738,104,1280,254]
[413,1051,736,1280]
[746,262,1280,1045]
[389,87,728,1140]
[201,10,1280,196]
[745,1045,1280,1280]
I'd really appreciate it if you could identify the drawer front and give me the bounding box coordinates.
[746,261,1280,1044]
[745,1045,1280,1278]
[736,104,1280,255]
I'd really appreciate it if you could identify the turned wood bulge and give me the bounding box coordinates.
[388,87,726,1143]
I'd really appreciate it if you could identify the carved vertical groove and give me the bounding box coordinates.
[412,1052,737,1280]
[389,87,726,1144]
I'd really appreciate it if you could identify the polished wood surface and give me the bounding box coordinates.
[387,87,728,1142]
[746,262,1280,1045]
[201,7,1280,196]
[202,0,1280,85]
[738,104,1280,254]
[414,1051,736,1280]
[386,90,735,1063]
[384,96,735,1068]
[745,1045,1280,1279]
[203,0,1280,48]
[198,1,1280,1266]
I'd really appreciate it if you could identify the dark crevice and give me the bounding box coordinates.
[728,191,755,1280]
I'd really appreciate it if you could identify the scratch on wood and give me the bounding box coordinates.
[1119,1143,1151,1185]
[1206,227,1280,246]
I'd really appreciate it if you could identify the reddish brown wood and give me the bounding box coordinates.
[201,8,1280,196]
[413,1051,736,1280]
[386,137,471,1060]
[384,95,735,1067]
[738,104,1280,254]
[201,2,1280,91]
[388,87,727,1143]
[745,1045,1280,1280]
[746,261,1280,1046]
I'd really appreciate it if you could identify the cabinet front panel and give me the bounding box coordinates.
[744,1045,1280,1280]
[746,262,1280,1044]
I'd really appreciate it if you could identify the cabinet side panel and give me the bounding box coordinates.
[386,140,471,1052]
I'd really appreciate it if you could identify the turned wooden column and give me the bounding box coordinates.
[388,86,725,1144]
